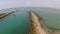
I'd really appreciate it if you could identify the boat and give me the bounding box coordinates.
[29,11,49,34]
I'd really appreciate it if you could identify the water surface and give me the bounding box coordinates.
[0,7,60,34]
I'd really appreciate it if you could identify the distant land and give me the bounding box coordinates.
[0,7,60,12]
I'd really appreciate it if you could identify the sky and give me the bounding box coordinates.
[0,0,60,10]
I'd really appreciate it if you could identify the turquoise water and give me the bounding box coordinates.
[0,7,60,34]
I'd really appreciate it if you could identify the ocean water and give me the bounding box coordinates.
[0,7,60,34]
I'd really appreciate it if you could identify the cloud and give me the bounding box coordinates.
[0,0,32,10]
[31,0,60,9]
[0,0,60,9]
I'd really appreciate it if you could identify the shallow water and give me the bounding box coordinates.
[0,7,60,34]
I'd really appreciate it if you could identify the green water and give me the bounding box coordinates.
[0,7,60,34]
